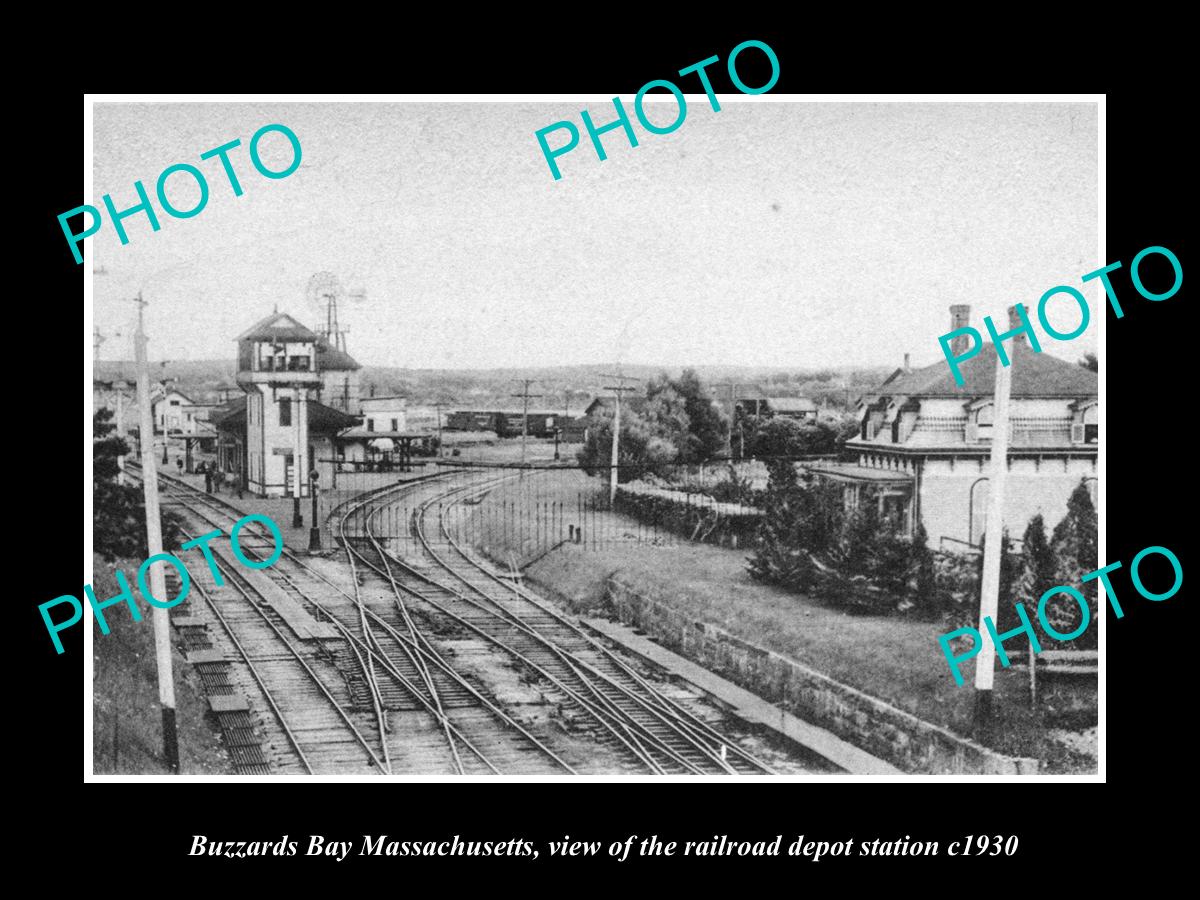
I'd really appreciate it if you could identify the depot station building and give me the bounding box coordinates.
[214,311,430,497]
[826,304,1098,551]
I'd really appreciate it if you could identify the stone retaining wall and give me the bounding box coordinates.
[605,577,1038,775]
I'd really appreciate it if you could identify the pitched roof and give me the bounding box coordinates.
[235,312,318,343]
[309,401,359,432]
[584,397,648,416]
[153,388,193,404]
[315,337,362,371]
[211,396,247,429]
[876,340,1097,398]
[211,395,357,433]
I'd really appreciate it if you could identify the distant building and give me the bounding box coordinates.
[582,397,648,419]
[152,388,193,434]
[360,396,408,435]
[831,305,1098,549]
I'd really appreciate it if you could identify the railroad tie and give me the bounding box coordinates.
[182,648,274,775]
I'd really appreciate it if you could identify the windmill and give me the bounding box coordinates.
[306,271,361,353]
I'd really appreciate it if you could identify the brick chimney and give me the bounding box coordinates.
[903,353,911,373]
[949,305,971,356]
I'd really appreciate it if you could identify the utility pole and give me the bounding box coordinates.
[511,379,544,465]
[601,373,639,504]
[974,336,1014,732]
[133,293,180,774]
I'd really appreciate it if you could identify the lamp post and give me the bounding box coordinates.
[308,469,322,551]
[292,388,303,529]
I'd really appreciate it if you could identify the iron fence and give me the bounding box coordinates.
[313,459,790,569]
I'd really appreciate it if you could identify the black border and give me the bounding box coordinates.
[22,27,1190,883]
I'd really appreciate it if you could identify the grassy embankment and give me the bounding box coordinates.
[92,554,228,775]
[460,470,1097,772]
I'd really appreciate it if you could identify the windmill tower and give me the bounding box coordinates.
[307,272,350,353]
[304,272,367,414]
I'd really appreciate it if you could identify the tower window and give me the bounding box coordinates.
[279,397,292,427]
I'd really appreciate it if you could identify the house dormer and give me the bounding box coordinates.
[1070,398,1099,445]
[860,397,888,441]
[965,397,995,443]
[890,397,920,444]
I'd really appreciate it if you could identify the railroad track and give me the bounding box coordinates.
[128,463,575,775]
[125,466,386,774]
[342,470,779,776]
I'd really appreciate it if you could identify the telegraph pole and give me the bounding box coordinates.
[133,293,180,774]
[974,337,1014,731]
[511,379,544,465]
[601,374,639,504]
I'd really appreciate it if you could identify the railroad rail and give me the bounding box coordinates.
[127,462,574,775]
[340,470,778,775]
[126,463,778,774]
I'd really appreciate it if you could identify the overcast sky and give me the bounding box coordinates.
[91,100,1098,371]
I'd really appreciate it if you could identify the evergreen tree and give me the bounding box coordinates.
[1048,481,1100,647]
[747,468,842,591]
[1017,514,1058,604]
[908,522,939,612]
[93,409,183,561]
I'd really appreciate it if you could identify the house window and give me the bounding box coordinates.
[279,397,292,427]
[169,399,180,406]
[391,418,398,432]
[288,355,310,371]
[367,418,375,432]
[975,404,994,442]
[1083,404,1098,443]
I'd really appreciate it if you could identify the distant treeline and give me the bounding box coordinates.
[94,359,893,411]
